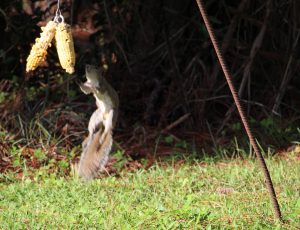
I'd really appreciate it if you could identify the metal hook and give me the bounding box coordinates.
[54,14,64,23]
[54,0,64,23]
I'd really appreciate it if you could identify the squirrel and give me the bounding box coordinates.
[78,64,119,180]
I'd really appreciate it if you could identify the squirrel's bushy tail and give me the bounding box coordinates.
[78,130,112,180]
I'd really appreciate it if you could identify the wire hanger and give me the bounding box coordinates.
[54,0,64,23]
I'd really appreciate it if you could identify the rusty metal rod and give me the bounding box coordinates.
[194,0,282,221]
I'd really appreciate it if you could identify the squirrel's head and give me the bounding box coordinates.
[80,65,103,94]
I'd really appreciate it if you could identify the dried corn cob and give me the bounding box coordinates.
[26,21,57,72]
[55,22,75,74]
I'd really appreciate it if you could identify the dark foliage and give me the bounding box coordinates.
[1,0,300,157]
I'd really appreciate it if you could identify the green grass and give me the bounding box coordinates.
[0,156,299,229]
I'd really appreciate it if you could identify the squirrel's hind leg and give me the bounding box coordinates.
[100,109,113,144]
[88,108,104,135]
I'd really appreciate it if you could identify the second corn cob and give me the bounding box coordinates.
[26,21,57,72]
[55,22,75,74]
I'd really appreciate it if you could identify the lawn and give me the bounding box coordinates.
[0,154,299,229]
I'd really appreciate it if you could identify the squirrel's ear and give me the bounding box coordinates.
[85,64,92,72]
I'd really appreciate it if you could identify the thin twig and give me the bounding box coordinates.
[162,113,190,133]
[205,120,217,150]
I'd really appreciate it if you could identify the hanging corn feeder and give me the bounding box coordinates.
[26,0,75,74]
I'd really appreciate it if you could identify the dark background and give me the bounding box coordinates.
[1,0,300,161]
